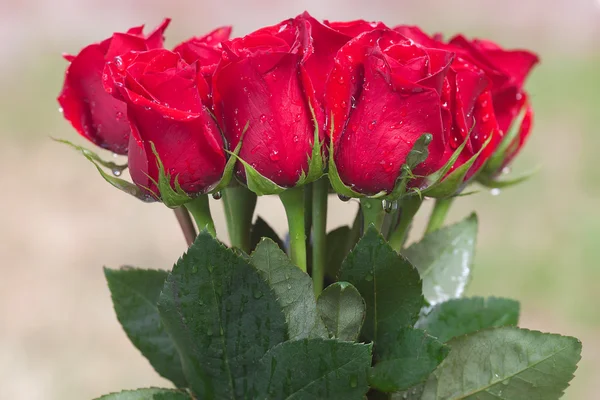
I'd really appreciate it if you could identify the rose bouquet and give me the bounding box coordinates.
[57,13,581,400]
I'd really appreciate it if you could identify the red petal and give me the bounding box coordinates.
[127,102,226,194]
[334,52,445,194]
[58,44,130,154]
[213,52,314,187]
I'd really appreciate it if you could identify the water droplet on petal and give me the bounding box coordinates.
[269,149,280,161]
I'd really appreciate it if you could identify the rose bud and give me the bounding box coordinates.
[104,49,226,201]
[213,13,356,193]
[58,19,170,154]
[448,36,539,177]
[384,26,503,197]
[326,28,454,196]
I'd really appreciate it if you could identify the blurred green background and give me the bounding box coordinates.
[0,0,598,398]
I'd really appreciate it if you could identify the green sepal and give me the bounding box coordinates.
[53,138,153,202]
[210,125,246,194]
[385,133,433,201]
[295,103,326,186]
[422,131,471,188]
[146,142,193,208]
[481,108,527,176]
[477,167,539,189]
[226,150,286,196]
[421,134,492,199]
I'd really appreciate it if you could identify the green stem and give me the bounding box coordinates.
[388,196,423,251]
[304,183,313,240]
[311,178,328,296]
[279,186,307,273]
[222,185,257,252]
[173,207,197,246]
[184,195,216,237]
[425,197,455,234]
[360,197,385,232]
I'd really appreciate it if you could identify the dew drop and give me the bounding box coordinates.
[269,150,280,161]
[293,135,299,143]
[368,120,377,130]
[58,107,64,113]
[490,188,501,196]
[337,194,351,202]
[212,191,222,200]
[191,265,198,274]
[260,114,267,123]
[501,166,511,175]
[111,168,122,177]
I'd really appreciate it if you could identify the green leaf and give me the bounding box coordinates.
[95,388,191,400]
[53,138,153,202]
[421,327,582,400]
[339,227,423,344]
[403,213,477,305]
[253,339,372,399]
[157,232,287,399]
[416,297,520,343]
[422,135,492,199]
[369,327,449,392]
[104,268,186,388]
[227,150,286,196]
[324,226,352,280]
[250,239,327,340]
[392,384,425,400]
[317,282,366,341]
[250,217,285,251]
[149,142,192,208]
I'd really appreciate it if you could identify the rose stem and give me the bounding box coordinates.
[174,207,197,247]
[279,186,308,273]
[388,196,423,251]
[222,185,257,253]
[184,194,216,237]
[425,197,455,234]
[311,178,329,296]
[360,197,386,233]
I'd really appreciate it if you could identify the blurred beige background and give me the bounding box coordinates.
[1,0,599,398]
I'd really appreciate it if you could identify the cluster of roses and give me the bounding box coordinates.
[58,13,538,201]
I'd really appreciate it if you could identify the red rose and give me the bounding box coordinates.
[326,29,454,195]
[323,19,388,37]
[57,19,170,154]
[104,49,226,197]
[173,26,232,101]
[213,13,335,188]
[449,36,539,168]
[395,26,502,182]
